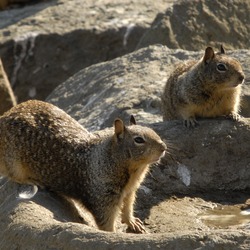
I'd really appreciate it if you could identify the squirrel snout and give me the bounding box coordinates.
[238,74,245,83]
[159,141,167,152]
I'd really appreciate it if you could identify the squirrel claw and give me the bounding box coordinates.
[124,217,146,234]
[228,112,241,121]
[183,117,198,128]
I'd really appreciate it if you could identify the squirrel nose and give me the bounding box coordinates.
[238,74,245,83]
[160,141,167,152]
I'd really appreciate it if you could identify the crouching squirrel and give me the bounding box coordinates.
[0,100,166,233]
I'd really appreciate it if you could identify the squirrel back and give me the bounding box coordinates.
[162,46,245,126]
[0,100,166,233]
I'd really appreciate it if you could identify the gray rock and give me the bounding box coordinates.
[0,0,173,102]
[137,0,250,51]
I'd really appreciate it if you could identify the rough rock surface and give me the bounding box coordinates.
[137,0,250,51]
[0,58,16,114]
[1,45,250,249]
[0,0,173,102]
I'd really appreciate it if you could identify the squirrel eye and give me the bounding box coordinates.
[134,136,145,144]
[216,63,227,72]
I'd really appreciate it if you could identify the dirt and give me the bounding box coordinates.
[138,196,212,233]
[133,192,250,234]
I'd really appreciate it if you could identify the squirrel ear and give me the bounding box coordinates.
[220,44,225,54]
[129,115,136,125]
[114,119,125,139]
[203,47,215,64]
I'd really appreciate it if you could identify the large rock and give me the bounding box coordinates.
[0,0,173,102]
[137,0,250,51]
[1,45,250,249]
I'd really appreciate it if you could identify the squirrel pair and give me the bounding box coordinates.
[0,45,244,234]
[0,100,166,233]
[162,45,245,127]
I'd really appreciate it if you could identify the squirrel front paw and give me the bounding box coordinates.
[228,112,242,121]
[122,217,146,234]
[183,117,198,128]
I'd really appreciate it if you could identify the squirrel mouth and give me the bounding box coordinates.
[232,83,240,87]
[151,151,166,163]
[229,81,242,88]
[225,75,244,88]
[232,77,245,87]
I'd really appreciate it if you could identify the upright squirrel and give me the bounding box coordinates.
[162,46,245,127]
[0,100,166,233]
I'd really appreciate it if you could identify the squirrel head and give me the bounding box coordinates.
[201,45,245,89]
[112,116,166,166]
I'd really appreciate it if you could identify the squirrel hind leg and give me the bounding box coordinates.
[97,218,116,232]
[95,206,120,232]
[0,158,36,186]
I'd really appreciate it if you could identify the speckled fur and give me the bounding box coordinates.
[0,100,166,233]
[162,46,245,126]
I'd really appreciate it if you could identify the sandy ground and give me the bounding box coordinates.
[108,191,250,234]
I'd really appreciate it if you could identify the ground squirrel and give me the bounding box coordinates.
[162,46,245,127]
[0,100,166,233]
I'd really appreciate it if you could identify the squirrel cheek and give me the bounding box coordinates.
[126,149,133,159]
